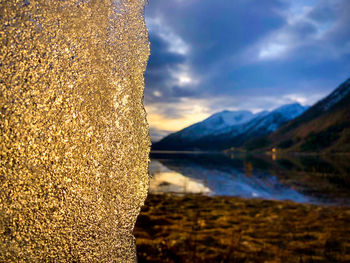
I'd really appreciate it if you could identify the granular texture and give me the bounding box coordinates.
[0,0,150,262]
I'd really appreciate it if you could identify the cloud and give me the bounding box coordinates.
[144,0,350,139]
[146,99,211,133]
[259,43,289,60]
[147,33,185,70]
[147,17,190,55]
[255,20,317,61]
[251,0,350,62]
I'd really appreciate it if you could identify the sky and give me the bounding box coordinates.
[144,0,350,142]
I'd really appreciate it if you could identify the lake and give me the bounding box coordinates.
[149,151,350,205]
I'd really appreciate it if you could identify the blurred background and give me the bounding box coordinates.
[144,0,350,143]
[134,1,350,262]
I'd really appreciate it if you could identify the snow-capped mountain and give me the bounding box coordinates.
[261,77,350,153]
[177,110,255,141]
[153,103,309,151]
[273,103,309,119]
[191,103,309,150]
[320,78,350,111]
[242,103,309,135]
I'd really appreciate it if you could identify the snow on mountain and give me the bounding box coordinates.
[320,78,350,111]
[255,103,309,133]
[153,103,309,151]
[177,110,255,140]
[154,78,350,152]
[262,77,350,153]
[272,103,309,120]
[218,103,309,138]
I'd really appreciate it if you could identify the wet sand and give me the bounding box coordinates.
[134,194,350,263]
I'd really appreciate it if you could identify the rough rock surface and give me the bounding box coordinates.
[0,1,150,262]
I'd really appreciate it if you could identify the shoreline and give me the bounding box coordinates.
[151,149,350,156]
[134,193,350,263]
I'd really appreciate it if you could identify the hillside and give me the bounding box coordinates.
[152,103,308,151]
[248,78,350,153]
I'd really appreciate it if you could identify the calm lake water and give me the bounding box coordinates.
[149,151,350,205]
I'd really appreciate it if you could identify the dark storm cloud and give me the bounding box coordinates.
[323,1,350,47]
[171,86,197,98]
[148,0,287,73]
[144,0,350,140]
[144,0,288,104]
[144,32,192,104]
[309,4,336,22]
[147,33,185,71]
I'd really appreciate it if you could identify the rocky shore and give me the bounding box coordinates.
[134,194,350,263]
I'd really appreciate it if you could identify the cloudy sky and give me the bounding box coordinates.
[144,0,350,142]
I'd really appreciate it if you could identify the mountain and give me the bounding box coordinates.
[152,110,255,151]
[152,103,308,151]
[193,103,308,150]
[173,110,255,140]
[248,78,350,153]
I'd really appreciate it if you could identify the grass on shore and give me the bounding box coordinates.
[134,194,350,263]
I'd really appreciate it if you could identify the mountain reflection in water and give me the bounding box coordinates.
[149,151,350,205]
[150,161,211,194]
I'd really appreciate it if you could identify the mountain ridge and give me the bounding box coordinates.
[258,78,350,153]
[153,103,309,151]
[153,77,350,153]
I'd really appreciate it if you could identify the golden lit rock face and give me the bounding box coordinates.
[0,0,150,262]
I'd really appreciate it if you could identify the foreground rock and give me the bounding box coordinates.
[1,1,149,261]
[134,194,350,263]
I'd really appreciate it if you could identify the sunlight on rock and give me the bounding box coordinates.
[0,0,149,262]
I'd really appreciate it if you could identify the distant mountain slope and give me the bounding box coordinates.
[152,110,255,151]
[195,103,308,150]
[153,103,308,151]
[250,78,350,153]
[176,110,255,140]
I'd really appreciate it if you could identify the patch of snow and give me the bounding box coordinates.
[321,79,350,111]
[166,103,309,143]
[272,103,309,119]
[178,110,255,140]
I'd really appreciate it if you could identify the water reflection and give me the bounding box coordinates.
[149,161,211,194]
[150,152,350,205]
